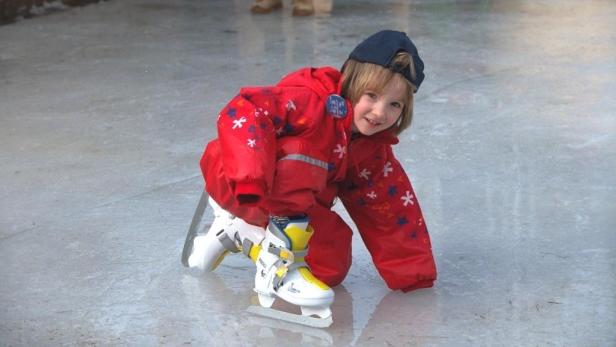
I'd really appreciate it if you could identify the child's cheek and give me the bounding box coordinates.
[350,117,359,133]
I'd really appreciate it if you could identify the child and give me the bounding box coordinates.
[184,30,437,325]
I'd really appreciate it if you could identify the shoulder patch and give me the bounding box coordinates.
[326,94,347,119]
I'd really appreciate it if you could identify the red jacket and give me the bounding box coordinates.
[201,67,436,291]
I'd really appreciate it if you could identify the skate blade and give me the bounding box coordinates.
[247,305,333,328]
[181,191,209,267]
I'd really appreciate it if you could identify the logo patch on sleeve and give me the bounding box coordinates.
[326,94,347,119]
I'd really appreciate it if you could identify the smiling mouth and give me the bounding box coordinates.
[365,118,381,126]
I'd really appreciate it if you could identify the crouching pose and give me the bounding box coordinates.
[183,30,437,327]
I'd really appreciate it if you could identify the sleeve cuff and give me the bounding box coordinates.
[235,181,265,206]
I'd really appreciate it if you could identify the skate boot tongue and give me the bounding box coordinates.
[268,215,312,252]
[270,215,309,233]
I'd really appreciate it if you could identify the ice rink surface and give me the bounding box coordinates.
[1,0,615,346]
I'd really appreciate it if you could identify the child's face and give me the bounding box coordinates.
[351,76,407,136]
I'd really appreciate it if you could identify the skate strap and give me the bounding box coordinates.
[271,260,309,290]
[267,244,297,262]
[268,246,309,272]
[272,264,288,290]
[242,239,262,262]
[217,232,240,253]
[287,261,307,272]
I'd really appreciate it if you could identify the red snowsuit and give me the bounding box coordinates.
[200,66,436,292]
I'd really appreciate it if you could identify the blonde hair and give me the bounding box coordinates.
[341,52,418,135]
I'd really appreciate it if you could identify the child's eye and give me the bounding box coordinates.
[391,102,402,108]
[365,92,377,99]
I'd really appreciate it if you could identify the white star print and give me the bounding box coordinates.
[401,190,415,206]
[232,117,247,129]
[383,161,393,177]
[333,144,346,159]
[247,139,256,147]
[255,108,270,117]
[367,191,377,199]
[359,168,371,180]
[286,100,296,111]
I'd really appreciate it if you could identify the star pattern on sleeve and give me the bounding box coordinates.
[333,144,346,159]
[232,117,247,130]
[401,190,415,206]
[286,100,296,112]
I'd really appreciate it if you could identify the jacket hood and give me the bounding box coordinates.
[277,66,342,97]
[277,66,401,146]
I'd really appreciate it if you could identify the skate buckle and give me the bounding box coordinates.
[268,244,294,263]
[272,264,289,290]
[217,230,241,253]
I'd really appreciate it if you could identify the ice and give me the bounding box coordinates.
[1,0,615,345]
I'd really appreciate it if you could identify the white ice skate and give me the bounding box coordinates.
[246,216,335,328]
[181,193,334,328]
[182,192,265,271]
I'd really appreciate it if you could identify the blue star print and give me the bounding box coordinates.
[227,108,237,118]
[283,123,294,134]
[388,185,398,197]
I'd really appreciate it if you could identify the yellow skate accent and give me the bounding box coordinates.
[275,266,289,278]
[248,244,262,262]
[211,250,230,271]
[298,268,329,290]
[284,225,314,250]
[279,249,293,261]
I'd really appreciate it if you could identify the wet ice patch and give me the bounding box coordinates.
[429,95,449,103]
[429,123,452,136]
[566,134,612,150]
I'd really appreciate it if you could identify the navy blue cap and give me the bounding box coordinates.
[348,30,425,92]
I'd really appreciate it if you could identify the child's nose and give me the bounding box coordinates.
[372,102,387,119]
